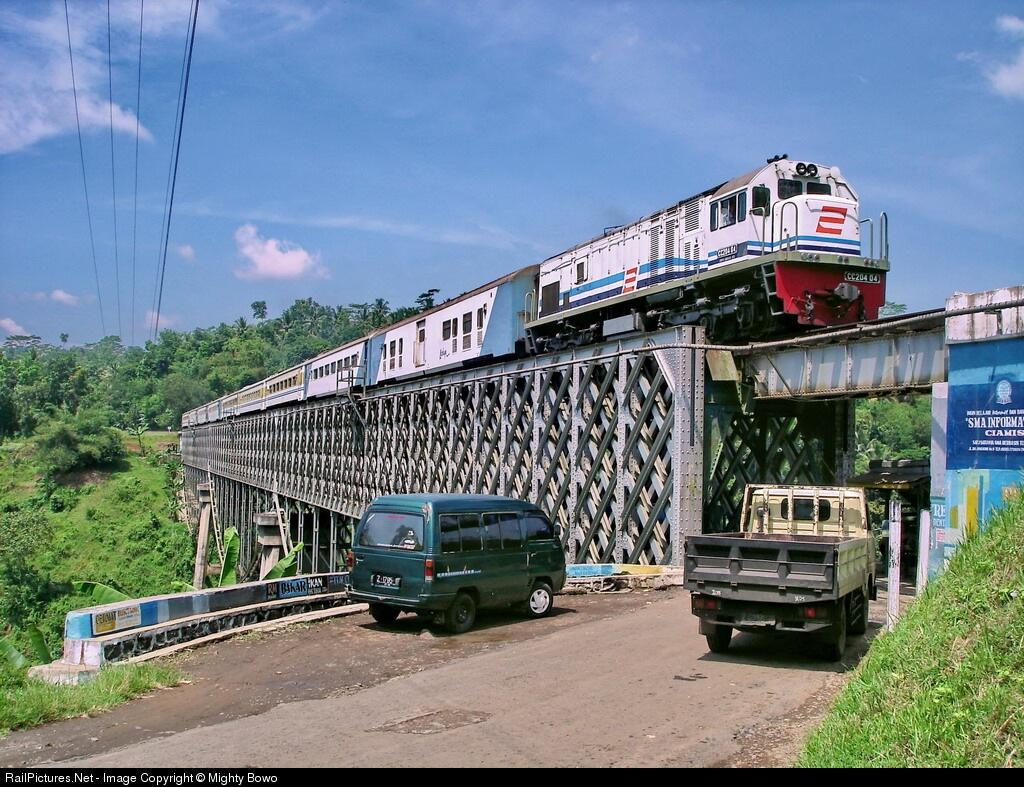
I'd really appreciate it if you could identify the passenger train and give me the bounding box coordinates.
[183,156,889,427]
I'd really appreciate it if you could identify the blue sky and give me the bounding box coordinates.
[2,0,1023,345]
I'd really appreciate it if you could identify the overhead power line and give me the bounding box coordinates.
[130,0,145,346]
[153,0,200,340]
[106,0,122,340]
[63,0,106,338]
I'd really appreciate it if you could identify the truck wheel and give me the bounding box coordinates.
[847,590,868,636]
[824,601,847,661]
[368,603,400,625]
[445,592,477,634]
[705,625,732,654]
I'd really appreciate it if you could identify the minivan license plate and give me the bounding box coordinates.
[371,573,401,589]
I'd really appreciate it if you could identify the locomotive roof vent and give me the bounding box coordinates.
[767,153,789,163]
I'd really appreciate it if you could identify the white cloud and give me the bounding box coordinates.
[176,244,196,261]
[50,289,80,306]
[145,309,178,331]
[232,223,327,281]
[989,48,1024,99]
[0,1,161,154]
[1,317,28,335]
[997,15,1024,37]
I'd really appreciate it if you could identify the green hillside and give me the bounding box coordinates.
[800,493,1024,767]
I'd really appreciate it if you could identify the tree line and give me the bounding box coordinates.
[0,294,439,462]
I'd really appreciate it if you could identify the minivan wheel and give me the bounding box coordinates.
[524,582,554,618]
[368,603,400,625]
[445,593,477,634]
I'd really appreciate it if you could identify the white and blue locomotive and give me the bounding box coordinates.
[184,156,889,427]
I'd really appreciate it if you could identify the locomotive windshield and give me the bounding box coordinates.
[779,178,832,198]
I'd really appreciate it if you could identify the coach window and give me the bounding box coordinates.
[398,338,404,368]
[575,258,587,284]
[779,179,802,199]
[476,306,486,344]
[389,340,396,370]
[462,312,472,350]
[443,319,452,344]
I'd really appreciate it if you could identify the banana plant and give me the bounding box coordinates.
[73,580,130,604]
[168,530,303,592]
[1,625,53,668]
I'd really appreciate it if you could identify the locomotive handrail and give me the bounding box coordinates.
[859,218,874,258]
[772,200,800,252]
[880,212,889,262]
[525,289,537,322]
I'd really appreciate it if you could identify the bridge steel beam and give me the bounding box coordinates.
[182,327,707,569]
[740,325,946,399]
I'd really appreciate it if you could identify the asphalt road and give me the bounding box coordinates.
[18,587,879,768]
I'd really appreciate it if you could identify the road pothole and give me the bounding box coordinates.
[371,709,492,735]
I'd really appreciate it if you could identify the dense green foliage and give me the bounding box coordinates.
[854,395,931,474]
[0,434,192,658]
[0,508,53,631]
[33,408,126,476]
[799,493,1024,767]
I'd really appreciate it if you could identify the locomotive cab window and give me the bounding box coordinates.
[752,185,771,214]
[710,191,746,231]
[778,179,802,199]
[806,182,832,195]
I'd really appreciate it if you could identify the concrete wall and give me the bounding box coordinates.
[928,286,1024,578]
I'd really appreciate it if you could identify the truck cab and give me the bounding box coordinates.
[685,484,875,660]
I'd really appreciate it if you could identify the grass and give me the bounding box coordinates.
[0,661,183,736]
[799,493,1024,767]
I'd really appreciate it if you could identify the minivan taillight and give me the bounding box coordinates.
[424,559,434,582]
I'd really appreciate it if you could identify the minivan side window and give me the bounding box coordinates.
[500,514,523,549]
[521,513,555,541]
[459,513,482,552]
[440,515,461,553]
[483,512,519,550]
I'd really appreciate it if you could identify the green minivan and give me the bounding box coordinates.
[348,494,566,634]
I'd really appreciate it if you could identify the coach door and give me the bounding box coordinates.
[414,319,426,367]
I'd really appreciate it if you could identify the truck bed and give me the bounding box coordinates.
[683,532,871,604]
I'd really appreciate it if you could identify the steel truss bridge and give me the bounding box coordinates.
[180,311,949,579]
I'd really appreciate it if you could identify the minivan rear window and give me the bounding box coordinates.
[358,511,424,551]
[522,513,555,541]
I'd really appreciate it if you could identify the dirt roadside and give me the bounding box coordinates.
[0,590,656,766]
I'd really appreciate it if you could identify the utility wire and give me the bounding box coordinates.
[151,0,194,338]
[63,0,106,337]
[153,0,199,339]
[130,0,144,346]
[106,0,122,340]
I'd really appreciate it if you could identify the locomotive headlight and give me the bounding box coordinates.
[807,163,818,177]
[796,162,807,176]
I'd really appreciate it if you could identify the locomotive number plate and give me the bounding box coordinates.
[845,271,881,284]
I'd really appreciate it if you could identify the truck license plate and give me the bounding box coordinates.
[371,573,401,589]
